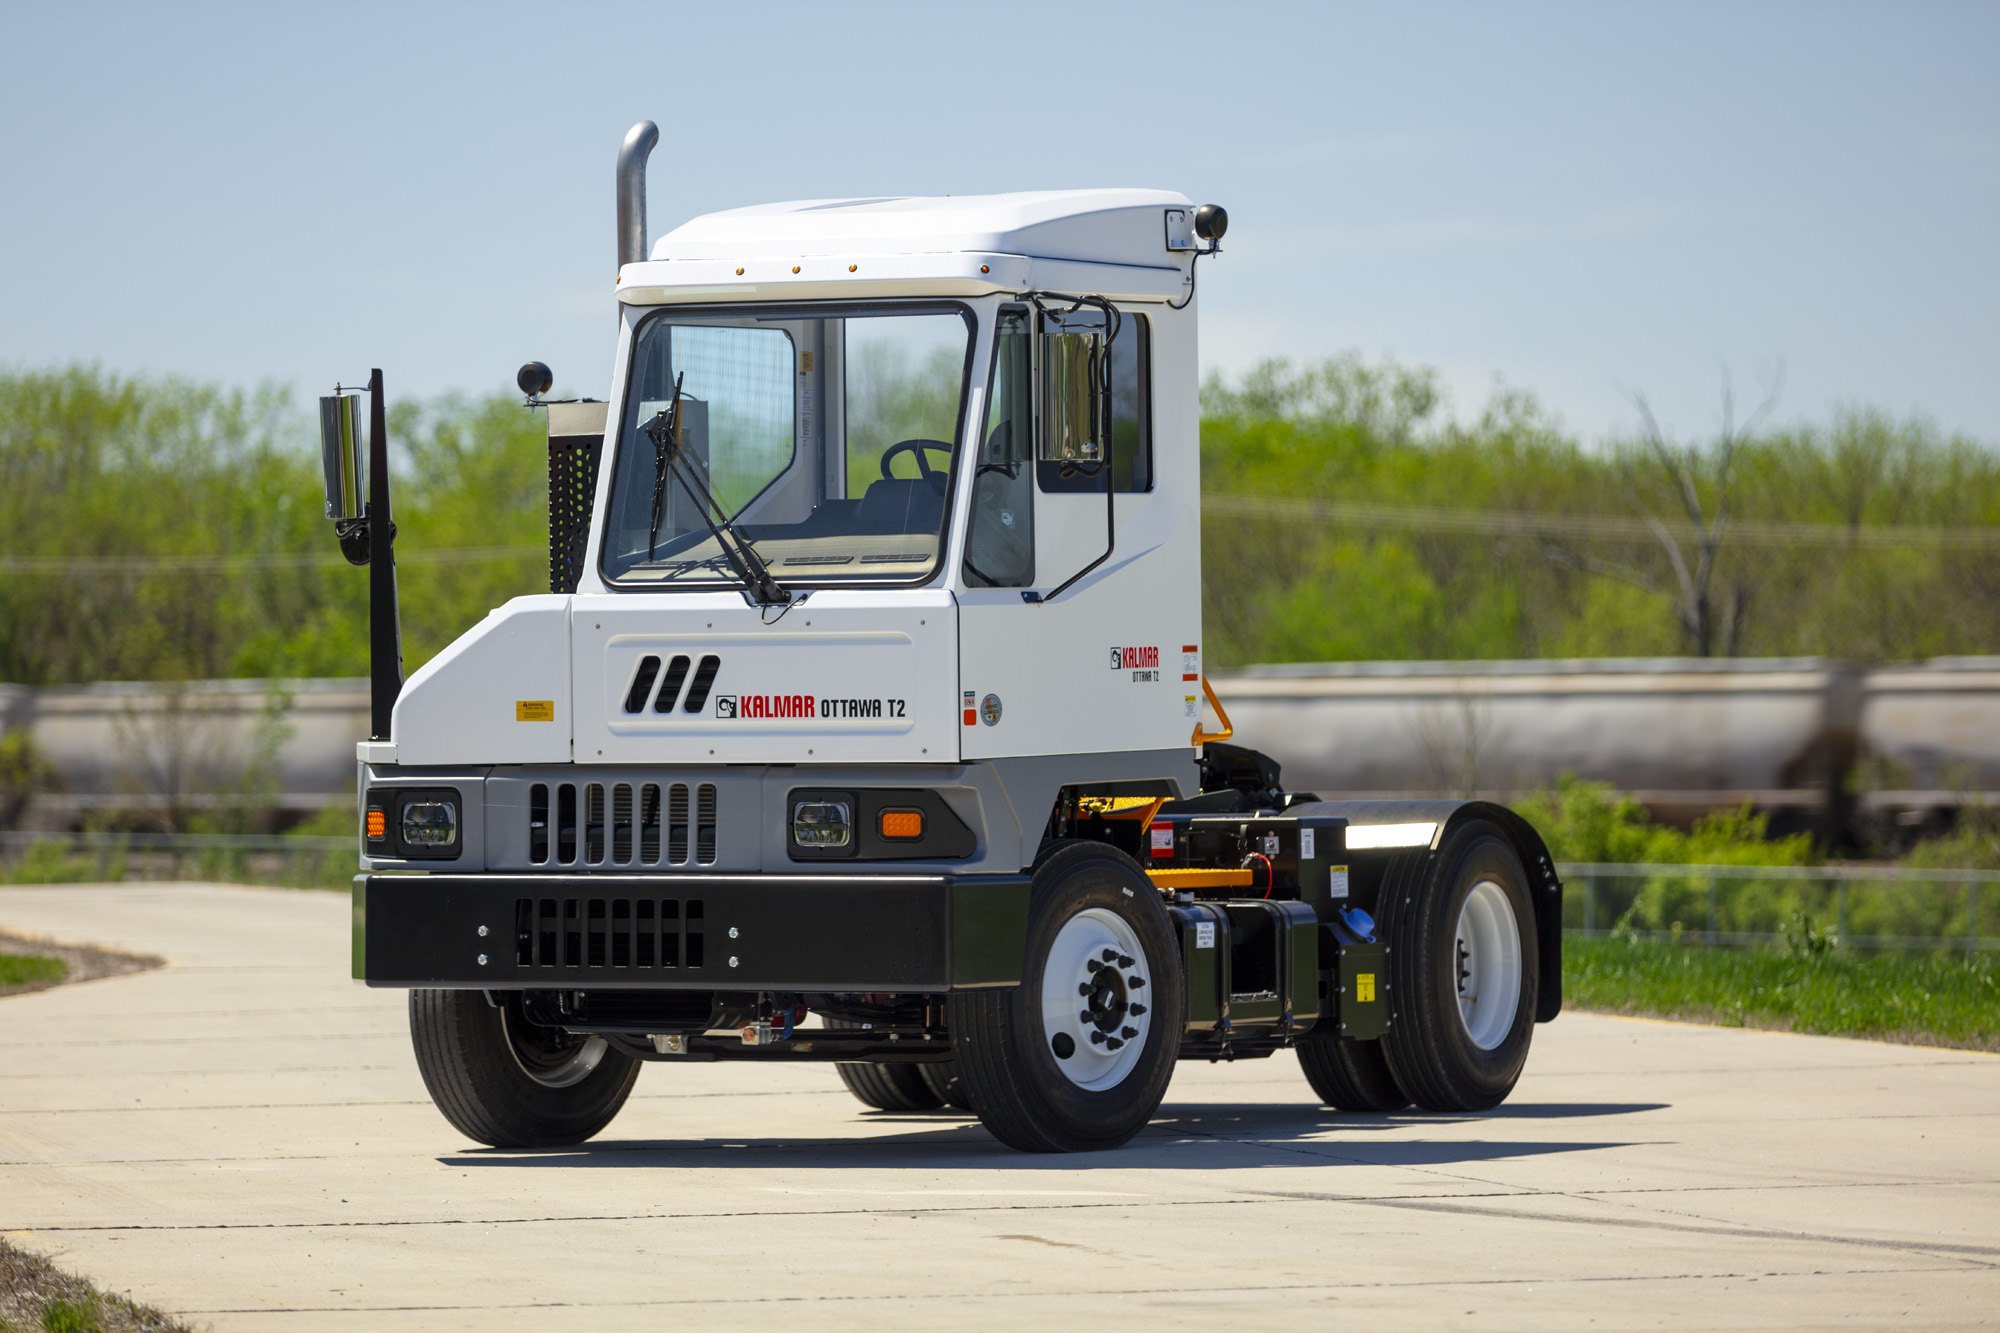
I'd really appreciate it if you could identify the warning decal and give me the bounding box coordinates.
[1356,973,1376,1003]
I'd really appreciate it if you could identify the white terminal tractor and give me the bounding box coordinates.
[320,121,1564,1153]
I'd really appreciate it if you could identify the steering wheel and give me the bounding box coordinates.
[880,438,953,483]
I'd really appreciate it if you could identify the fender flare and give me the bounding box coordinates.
[1287,799,1563,1023]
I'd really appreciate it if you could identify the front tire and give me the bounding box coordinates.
[409,990,641,1148]
[951,842,1183,1152]
[1378,820,1539,1112]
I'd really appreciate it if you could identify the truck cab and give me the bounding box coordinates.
[338,124,1561,1153]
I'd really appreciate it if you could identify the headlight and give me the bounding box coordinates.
[401,800,458,848]
[792,801,852,848]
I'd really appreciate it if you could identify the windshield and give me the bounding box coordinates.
[601,303,974,587]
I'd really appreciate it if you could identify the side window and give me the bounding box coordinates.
[1035,311,1150,494]
[962,309,1035,587]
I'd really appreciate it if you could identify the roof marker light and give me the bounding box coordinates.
[735,267,744,275]
[791,265,801,273]
[848,264,857,272]
[980,264,990,273]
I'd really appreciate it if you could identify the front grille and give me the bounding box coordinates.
[513,895,706,971]
[529,781,716,867]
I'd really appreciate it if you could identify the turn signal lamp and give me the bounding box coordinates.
[879,809,924,840]
[365,807,387,841]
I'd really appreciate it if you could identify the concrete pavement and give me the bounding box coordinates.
[1,882,1995,1330]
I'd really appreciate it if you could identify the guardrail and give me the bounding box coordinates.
[1558,861,1999,952]
[2,834,1993,952]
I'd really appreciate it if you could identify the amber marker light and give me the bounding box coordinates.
[980,264,990,273]
[848,264,857,272]
[735,267,744,275]
[365,808,387,840]
[791,265,801,273]
[879,809,924,840]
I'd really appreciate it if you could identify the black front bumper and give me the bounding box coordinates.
[353,872,1031,992]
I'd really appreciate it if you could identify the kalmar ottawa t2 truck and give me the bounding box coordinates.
[318,120,1562,1153]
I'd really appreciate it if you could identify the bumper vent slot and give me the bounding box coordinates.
[514,896,705,971]
[527,780,719,867]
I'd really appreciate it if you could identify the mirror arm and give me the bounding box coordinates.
[365,368,404,741]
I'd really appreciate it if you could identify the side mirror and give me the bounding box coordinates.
[518,361,554,399]
[318,393,365,520]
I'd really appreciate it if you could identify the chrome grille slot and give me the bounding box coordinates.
[639,784,661,863]
[696,783,717,864]
[584,784,606,863]
[612,783,633,863]
[668,784,689,863]
[556,784,577,863]
[529,784,549,864]
[512,896,707,971]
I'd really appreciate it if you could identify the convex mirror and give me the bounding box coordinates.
[318,393,365,520]
[1038,310,1107,465]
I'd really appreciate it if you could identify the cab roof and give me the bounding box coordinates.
[650,189,1193,270]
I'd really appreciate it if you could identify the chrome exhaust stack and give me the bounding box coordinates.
[617,120,659,271]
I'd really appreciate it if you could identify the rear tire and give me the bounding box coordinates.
[918,1060,975,1111]
[408,990,641,1148]
[1297,1035,1409,1111]
[1377,820,1538,1112]
[951,841,1183,1152]
[834,1060,946,1112]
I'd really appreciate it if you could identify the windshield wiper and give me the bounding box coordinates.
[643,376,789,605]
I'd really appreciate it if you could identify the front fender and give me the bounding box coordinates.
[1288,799,1563,1023]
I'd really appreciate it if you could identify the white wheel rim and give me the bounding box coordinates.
[1041,907,1152,1091]
[1454,879,1523,1051]
[502,1006,608,1088]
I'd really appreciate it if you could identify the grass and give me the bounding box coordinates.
[1566,933,2000,1051]
[0,955,66,989]
[0,1237,192,1332]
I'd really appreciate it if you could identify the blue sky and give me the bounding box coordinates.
[3,1,1994,444]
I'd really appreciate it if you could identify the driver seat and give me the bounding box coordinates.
[855,473,947,533]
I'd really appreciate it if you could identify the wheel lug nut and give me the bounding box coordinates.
[1117,954,1134,968]
[1085,959,1102,973]
[1121,1026,1138,1039]
[1101,948,1118,963]
[1128,1003,1146,1016]
[1104,1037,1123,1051]
[1078,982,1092,997]
[1128,976,1145,989]
[1090,1030,1106,1045]
[1080,1010,1093,1023]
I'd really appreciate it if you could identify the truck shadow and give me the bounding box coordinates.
[439,1101,1666,1172]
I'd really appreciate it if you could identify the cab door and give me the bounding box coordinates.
[956,304,1195,762]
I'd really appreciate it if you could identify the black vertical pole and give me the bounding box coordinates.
[367,368,403,740]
